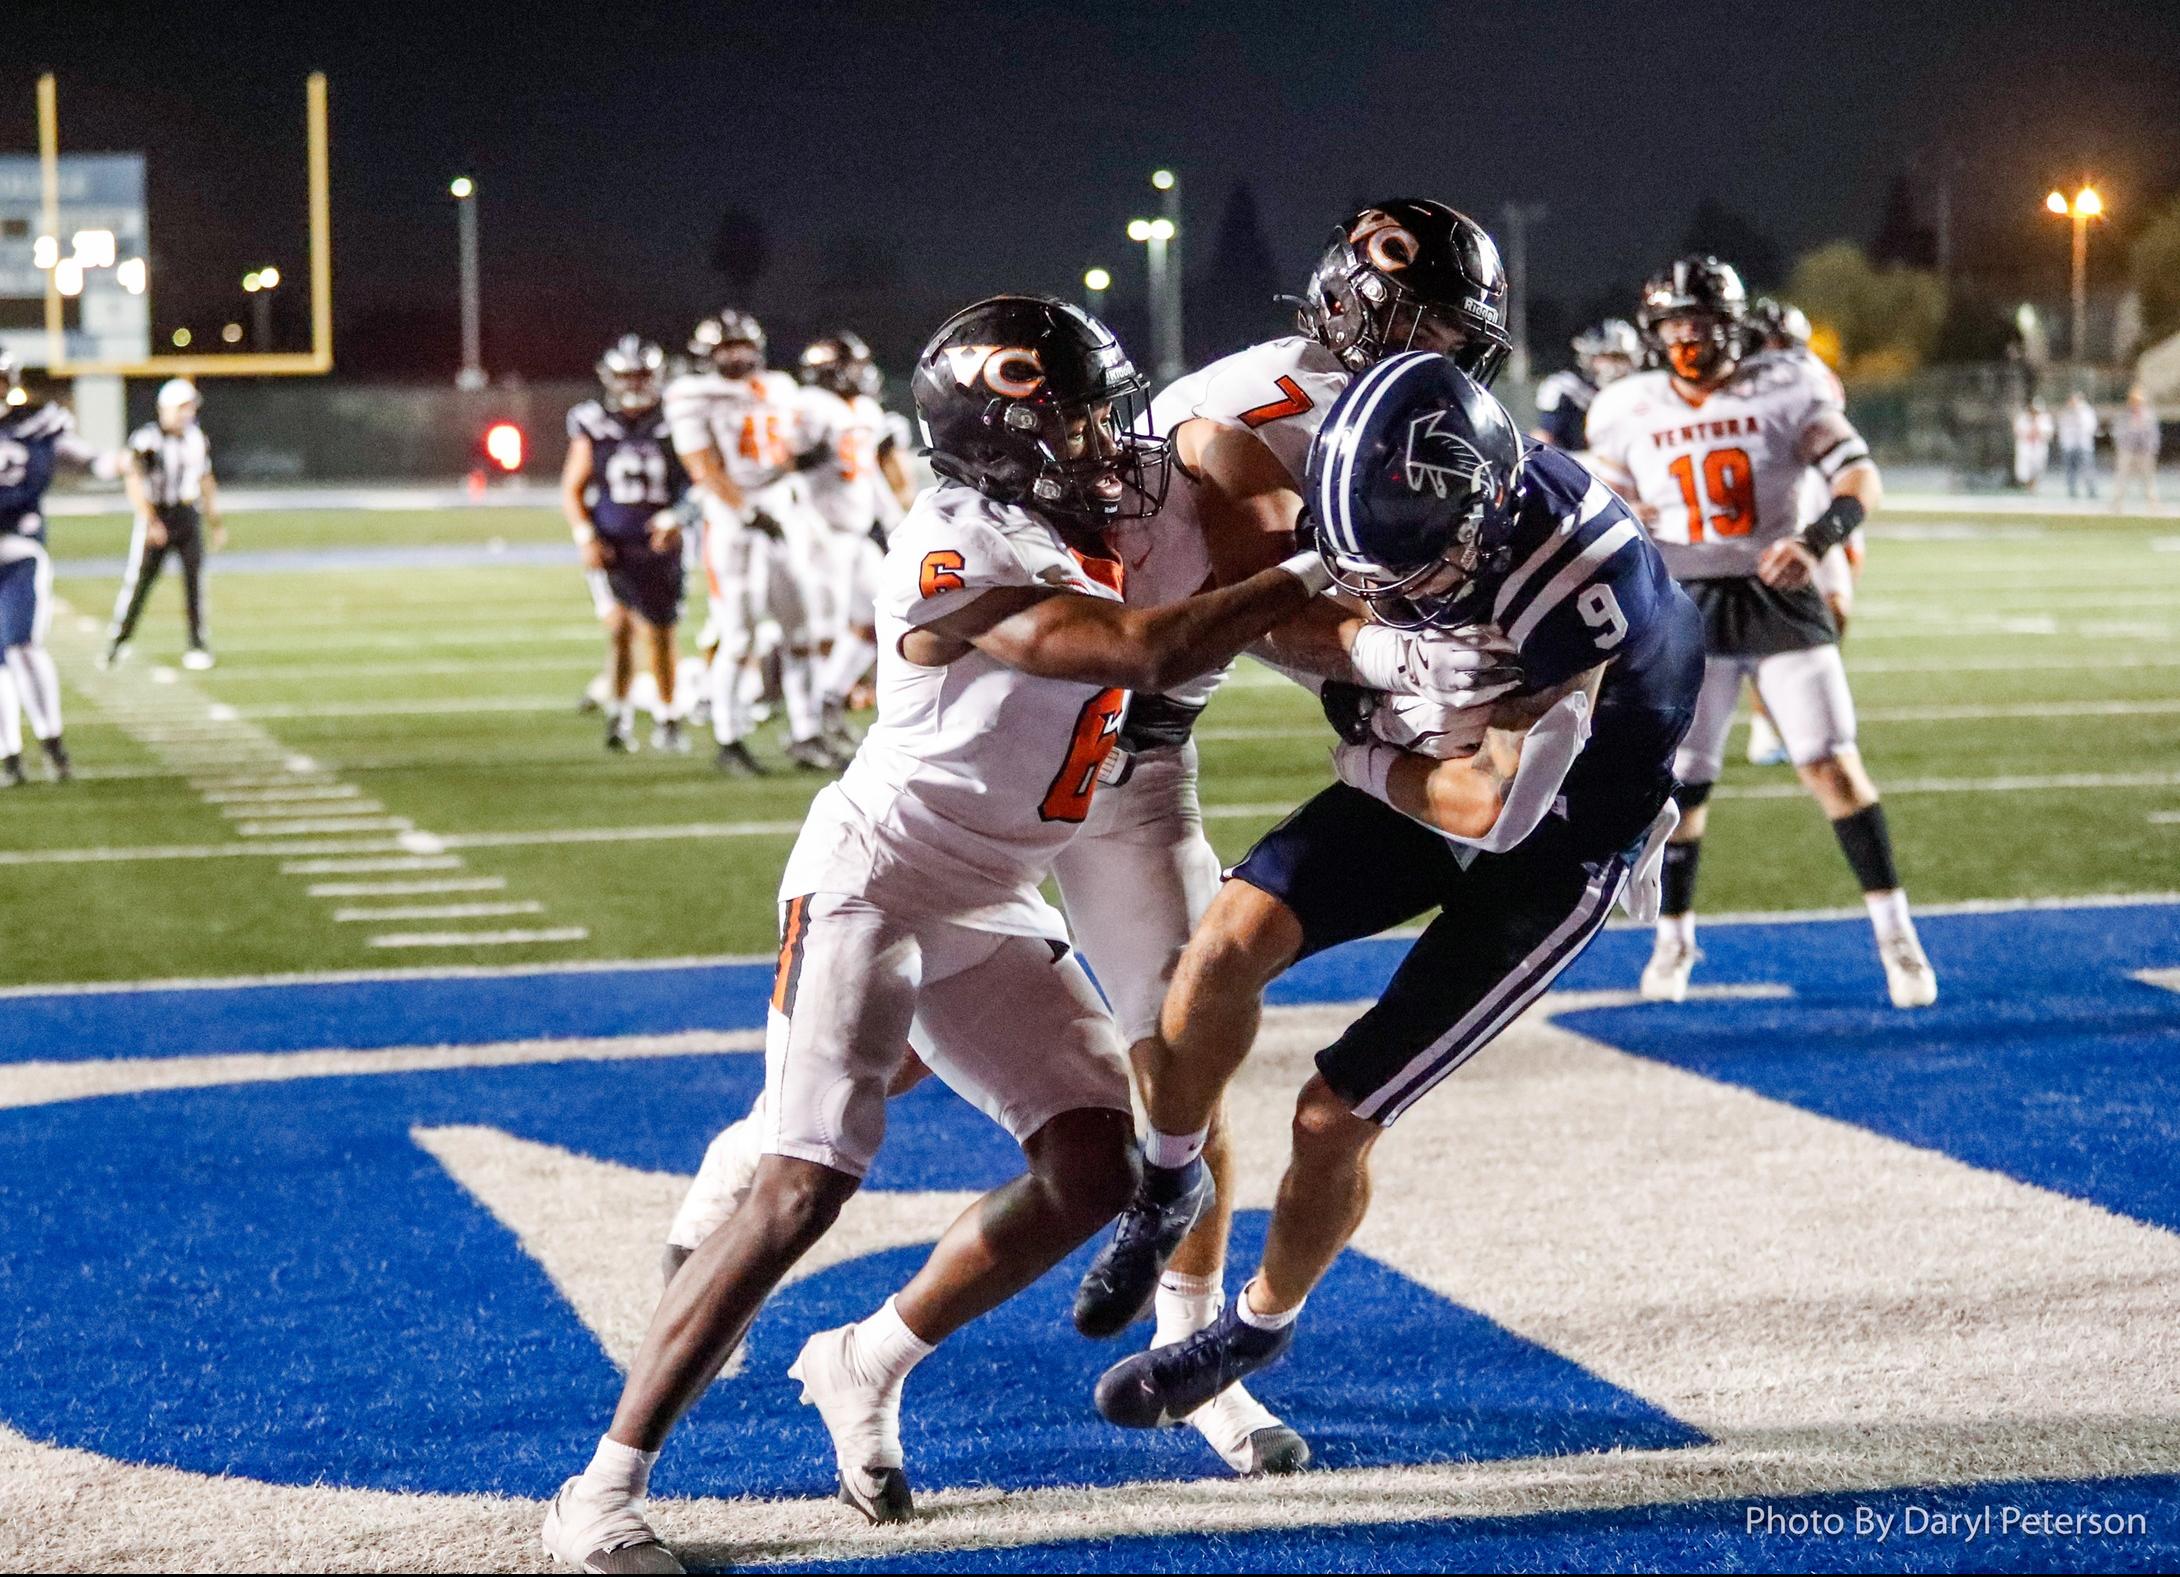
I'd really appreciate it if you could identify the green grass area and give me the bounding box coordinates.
[50,504,565,556]
[4,507,2176,987]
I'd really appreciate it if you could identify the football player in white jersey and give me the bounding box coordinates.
[541,297,1342,1574]
[655,200,1520,1482]
[795,333,915,750]
[1585,256,1936,1008]
[665,311,836,774]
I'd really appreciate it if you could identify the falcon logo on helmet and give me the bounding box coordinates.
[910,294,1170,526]
[1294,198,1514,385]
[1308,350,1525,631]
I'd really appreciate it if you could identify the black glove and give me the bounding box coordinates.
[1319,680,1383,746]
[749,510,785,541]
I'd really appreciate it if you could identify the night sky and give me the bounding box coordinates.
[10,0,2180,377]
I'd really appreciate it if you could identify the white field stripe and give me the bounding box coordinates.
[233,815,414,836]
[201,785,362,805]
[0,949,773,999]
[279,854,463,876]
[0,839,409,866]
[235,695,575,721]
[333,900,543,923]
[307,876,508,898]
[222,799,386,820]
[0,1029,764,1111]
[366,926,589,949]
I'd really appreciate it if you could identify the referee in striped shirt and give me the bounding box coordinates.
[103,378,223,670]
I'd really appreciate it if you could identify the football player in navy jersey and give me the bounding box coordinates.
[562,337,693,753]
[1530,318,1638,450]
[0,353,119,786]
[1079,352,1704,1425]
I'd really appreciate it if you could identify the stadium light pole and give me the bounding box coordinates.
[242,266,280,351]
[1499,202,1547,386]
[2043,185,2103,367]
[1152,169,1182,383]
[1083,266,1111,320]
[451,176,485,391]
[1128,216,1179,385]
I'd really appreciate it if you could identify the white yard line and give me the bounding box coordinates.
[306,876,509,898]
[202,785,364,805]
[366,926,591,949]
[333,900,544,923]
[232,815,415,836]
[279,854,464,876]
[221,799,387,819]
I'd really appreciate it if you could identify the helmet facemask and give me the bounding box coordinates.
[1655,311,1739,384]
[1001,385,1170,525]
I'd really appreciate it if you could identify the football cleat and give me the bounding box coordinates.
[714,741,769,777]
[783,736,839,774]
[1881,931,1939,1009]
[1095,1302,1294,1430]
[605,717,637,753]
[788,1327,914,1524]
[1074,1157,1213,1339]
[540,1478,683,1575]
[1189,1385,1311,1476]
[40,735,72,783]
[651,719,689,754]
[181,646,216,671]
[1,754,24,789]
[97,641,129,671]
[1744,713,1789,767]
[820,698,861,756]
[1638,933,1699,1002]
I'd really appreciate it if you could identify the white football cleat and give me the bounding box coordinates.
[181,647,215,671]
[1881,931,1938,1009]
[788,1326,913,1524]
[1188,1383,1311,1476]
[541,1478,683,1574]
[1639,934,1700,1002]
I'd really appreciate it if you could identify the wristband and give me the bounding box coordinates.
[1278,551,1333,595]
[1797,494,1866,557]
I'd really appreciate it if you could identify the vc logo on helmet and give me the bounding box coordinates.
[939,344,1046,399]
[1348,209,1420,273]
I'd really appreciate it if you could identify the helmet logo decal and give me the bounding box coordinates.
[940,345,1046,399]
[1349,210,1419,273]
[1402,408,1496,502]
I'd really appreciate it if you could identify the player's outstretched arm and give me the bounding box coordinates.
[912,556,1329,695]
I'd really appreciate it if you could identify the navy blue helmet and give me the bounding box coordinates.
[1306,350,1527,630]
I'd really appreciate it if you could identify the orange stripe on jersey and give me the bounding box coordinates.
[1236,375,1314,429]
[772,895,810,1015]
[1068,546,1125,597]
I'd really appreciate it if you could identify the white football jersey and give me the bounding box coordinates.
[796,385,889,533]
[1099,465,1223,708]
[1585,350,1842,580]
[664,369,804,493]
[1149,335,1348,484]
[781,481,1130,938]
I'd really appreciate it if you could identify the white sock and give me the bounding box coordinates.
[1236,1278,1302,1332]
[1143,1125,1208,1169]
[780,646,820,742]
[1657,911,1696,950]
[850,1296,935,1389]
[821,631,875,705]
[1865,888,1913,943]
[1153,1270,1221,1347]
[5,647,60,739]
[0,668,20,757]
[709,652,747,745]
[576,1436,658,1504]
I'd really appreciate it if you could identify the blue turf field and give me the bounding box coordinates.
[4,901,2177,1569]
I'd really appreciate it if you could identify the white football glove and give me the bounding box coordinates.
[1349,622,1524,709]
[1370,692,1490,760]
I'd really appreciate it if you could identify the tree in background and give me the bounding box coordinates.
[1680,198,1783,290]
[1786,241,1947,380]
[1186,181,1284,364]
[2132,194,2180,347]
[1870,172,1938,270]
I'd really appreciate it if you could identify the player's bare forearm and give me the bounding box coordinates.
[682,445,746,512]
[878,445,914,509]
[1833,458,1883,513]
[1380,748,1508,840]
[560,436,595,537]
[1251,598,1362,684]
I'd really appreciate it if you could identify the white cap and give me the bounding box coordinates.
[156,377,201,412]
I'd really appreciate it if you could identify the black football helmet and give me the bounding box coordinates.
[596,335,664,414]
[1306,350,1527,631]
[1638,256,1748,383]
[911,295,1169,525]
[1747,296,1812,353]
[1295,200,1512,385]
[690,310,766,378]
[799,331,874,397]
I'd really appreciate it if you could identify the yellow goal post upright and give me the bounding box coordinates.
[35,70,333,380]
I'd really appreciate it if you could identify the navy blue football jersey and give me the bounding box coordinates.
[568,400,685,540]
[1530,370,1596,451]
[0,404,89,540]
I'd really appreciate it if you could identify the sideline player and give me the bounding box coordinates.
[104,378,221,670]
[1586,258,1936,1007]
[0,353,118,785]
[666,311,833,774]
[563,336,690,753]
[659,199,1520,1479]
[1079,353,1704,1427]
[795,333,914,749]
[1529,319,1638,450]
[540,297,1344,1574]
